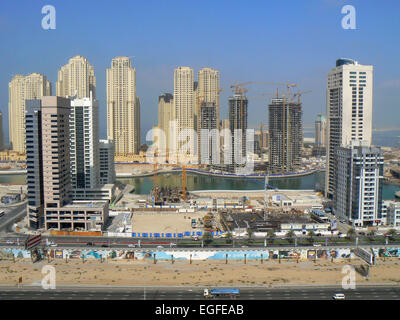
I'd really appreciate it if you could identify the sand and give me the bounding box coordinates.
[1,257,399,287]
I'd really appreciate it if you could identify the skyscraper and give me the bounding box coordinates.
[228,94,248,173]
[199,102,218,164]
[56,55,96,99]
[107,57,140,156]
[69,93,99,189]
[26,96,108,231]
[315,114,327,147]
[9,73,51,152]
[198,68,220,129]
[268,97,303,174]
[173,66,195,162]
[158,93,174,155]
[325,59,373,198]
[335,140,383,227]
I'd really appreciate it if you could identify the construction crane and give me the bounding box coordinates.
[292,90,312,103]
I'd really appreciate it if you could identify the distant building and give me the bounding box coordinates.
[268,97,302,173]
[56,55,96,99]
[228,94,248,173]
[9,73,51,152]
[107,57,140,156]
[158,93,174,156]
[199,102,218,165]
[335,141,383,227]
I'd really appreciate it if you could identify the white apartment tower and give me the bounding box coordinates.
[325,58,373,199]
[56,55,96,99]
[107,57,140,156]
[69,93,100,189]
[8,73,51,152]
[173,66,195,162]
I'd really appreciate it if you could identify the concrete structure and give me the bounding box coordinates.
[25,96,108,231]
[326,59,373,198]
[9,73,51,152]
[56,55,96,99]
[157,93,174,155]
[99,139,115,185]
[268,98,303,174]
[69,93,99,189]
[197,68,220,129]
[71,184,115,202]
[199,102,218,165]
[335,141,383,227]
[228,94,248,172]
[107,57,140,156]
[173,66,195,163]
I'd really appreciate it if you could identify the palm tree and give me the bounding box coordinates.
[286,230,296,244]
[267,229,275,244]
[347,227,356,240]
[202,231,213,245]
[247,228,253,243]
[387,229,397,240]
[367,230,376,241]
[225,232,232,244]
[307,230,315,244]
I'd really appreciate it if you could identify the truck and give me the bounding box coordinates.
[204,288,240,298]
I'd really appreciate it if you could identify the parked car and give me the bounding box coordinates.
[86,242,94,246]
[157,245,164,249]
[101,244,109,247]
[128,244,136,248]
[313,243,322,247]
[50,243,58,247]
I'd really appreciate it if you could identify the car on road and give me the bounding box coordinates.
[50,243,58,247]
[332,293,345,300]
[101,244,109,247]
[128,244,136,248]
[157,245,164,249]
[6,240,14,244]
[313,243,322,247]
[86,242,94,246]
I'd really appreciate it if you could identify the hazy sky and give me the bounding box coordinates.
[1,0,399,144]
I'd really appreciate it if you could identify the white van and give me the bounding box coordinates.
[332,293,345,300]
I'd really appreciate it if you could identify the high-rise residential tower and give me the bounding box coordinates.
[228,94,248,172]
[8,73,51,152]
[158,93,174,155]
[56,55,96,99]
[315,114,328,147]
[69,93,99,189]
[107,57,140,156]
[325,58,373,198]
[173,66,195,162]
[99,139,116,185]
[26,96,108,231]
[198,68,220,129]
[268,97,303,174]
[199,102,218,164]
[335,140,383,227]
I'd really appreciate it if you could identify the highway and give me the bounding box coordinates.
[0,285,399,300]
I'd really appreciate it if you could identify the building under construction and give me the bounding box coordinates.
[268,97,303,174]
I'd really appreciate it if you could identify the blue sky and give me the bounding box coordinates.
[0,0,399,143]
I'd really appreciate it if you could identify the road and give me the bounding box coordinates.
[0,203,26,233]
[0,285,399,300]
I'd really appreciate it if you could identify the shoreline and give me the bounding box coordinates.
[117,168,326,180]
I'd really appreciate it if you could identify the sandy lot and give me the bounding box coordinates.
[1,258,399,287]
[131,212,206,234]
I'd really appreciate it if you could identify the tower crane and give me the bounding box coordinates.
[292,90,312,103]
